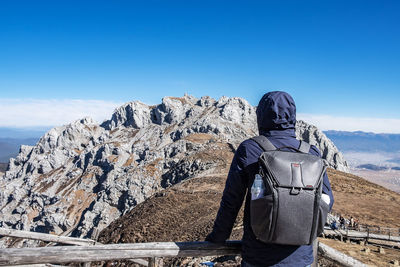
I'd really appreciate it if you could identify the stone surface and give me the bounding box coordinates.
[0,95,348,247]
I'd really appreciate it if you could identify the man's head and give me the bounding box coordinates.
[256,91,296,133]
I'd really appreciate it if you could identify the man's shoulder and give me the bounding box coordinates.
[308,143,322,157]
[234,138,264,167]
[238,138,264,153]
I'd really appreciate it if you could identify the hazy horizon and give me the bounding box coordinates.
[1,96,400,134]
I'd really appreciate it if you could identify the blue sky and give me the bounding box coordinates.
[1,1,400,132]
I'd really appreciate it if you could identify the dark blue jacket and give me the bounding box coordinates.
[206,92,334,267]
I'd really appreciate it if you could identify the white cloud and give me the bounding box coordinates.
[1,99,399,134]
[0,99,123,127]
[298,113,400,134]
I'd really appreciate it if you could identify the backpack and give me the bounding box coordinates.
[250,135,329,246]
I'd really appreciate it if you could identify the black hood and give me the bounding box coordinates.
[256,91,296,133]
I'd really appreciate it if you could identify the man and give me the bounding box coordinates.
[206,91,334,267]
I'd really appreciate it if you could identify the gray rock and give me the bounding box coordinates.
[102,101,151,130]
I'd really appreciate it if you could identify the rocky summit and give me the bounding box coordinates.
[0,95,348,247]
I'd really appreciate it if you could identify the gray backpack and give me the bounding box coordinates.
[250,136,329,246]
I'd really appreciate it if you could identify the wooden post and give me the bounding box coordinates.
[157,257,164,267]
[148,257,163,267]
[311,240,318,267]
[148,257,156,267]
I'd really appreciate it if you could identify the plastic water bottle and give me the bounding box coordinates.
[251,174,265,200]
[321,193,330,205]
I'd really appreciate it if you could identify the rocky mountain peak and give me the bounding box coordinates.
[0,95,348,247]
[102,101,151,130]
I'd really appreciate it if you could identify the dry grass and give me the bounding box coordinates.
[184,133,214,143]
[144,158,163,176]
[26,208,39,223]
[66,189,95,224]
[123,155,136,167]
[328,168,400,228]
[107,155,119,163]
[109,128,119,135]
[35,166,64,192]
[169,97,190,105]
[164,124,176,134]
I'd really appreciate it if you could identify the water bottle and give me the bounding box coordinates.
[251,174,265,200]
[321,193,330,205]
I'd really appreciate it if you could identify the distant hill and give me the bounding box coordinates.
[324,130,400,153]
[0,127,46,163]
[0,127,48,139]
[356,163,388,171]
[0,163,8,173]
[324,130,400,168]
[0,137,40,163]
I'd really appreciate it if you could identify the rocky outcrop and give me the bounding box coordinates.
[0,95,348,247]
[296,120,349,172]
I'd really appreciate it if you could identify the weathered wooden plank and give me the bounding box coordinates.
[12,265,69,267]
[0,227,97,246]
[0,241,241,266]
[318,242,368,267]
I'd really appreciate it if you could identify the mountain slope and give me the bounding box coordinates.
[98,167,400,266]
[99,167,400,245]
[328,168,400,227]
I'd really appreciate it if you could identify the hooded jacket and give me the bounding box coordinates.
[206,91,334,266]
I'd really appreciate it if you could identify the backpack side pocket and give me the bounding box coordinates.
[250,194,274,242]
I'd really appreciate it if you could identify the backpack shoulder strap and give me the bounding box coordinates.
[298,140,311,153]
[251,135,276,151]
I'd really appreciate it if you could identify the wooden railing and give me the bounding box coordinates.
[328,212,400,237]
[323,228,400,243]
[0,227,379,267]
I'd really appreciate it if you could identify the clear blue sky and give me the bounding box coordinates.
[1,1,400,131]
